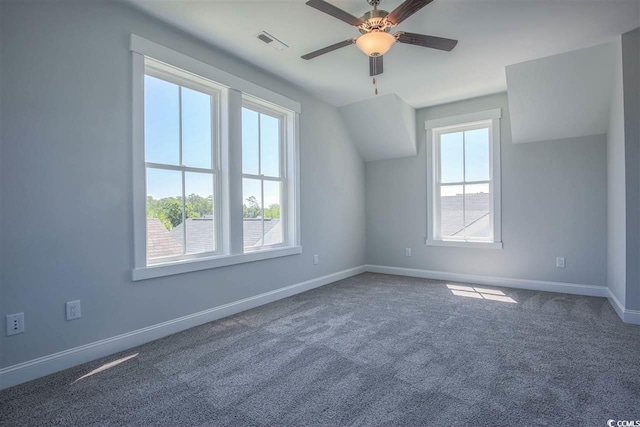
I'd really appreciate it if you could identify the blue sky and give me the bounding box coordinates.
[440,128,490,197]
[145,75,281,212]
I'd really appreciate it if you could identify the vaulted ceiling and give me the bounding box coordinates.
[128,0,639,108]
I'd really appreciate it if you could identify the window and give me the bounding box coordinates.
[241,103,286,250]
[426,109,502,249]
[131,35,301,280]
[144,61,221,265]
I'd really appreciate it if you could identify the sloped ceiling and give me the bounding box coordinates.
[506,42,617,144]
[126,0,640,108]
[338,94,416,162]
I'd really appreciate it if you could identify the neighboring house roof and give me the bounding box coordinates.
[147,216,282,262]
[440,193,491,238]
[243,218,281,248]
[146,218,184,260]
[171,217,215,254]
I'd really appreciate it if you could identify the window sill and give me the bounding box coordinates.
[132,246,302,281]
[425,239,503,249]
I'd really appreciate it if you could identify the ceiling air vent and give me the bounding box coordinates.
[256,31,288,51]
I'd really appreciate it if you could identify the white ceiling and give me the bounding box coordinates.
[128,0,640,108]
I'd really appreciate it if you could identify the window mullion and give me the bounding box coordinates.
[181,170,187,255]
[261,179,265,246]
[179,87,187,255]
[462,130,466,240]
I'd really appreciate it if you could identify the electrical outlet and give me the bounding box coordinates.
[313,254,319,265]
[66,300,81,321]
[6,313,24,336]
[405,248,412,257]
[556,257,566,268]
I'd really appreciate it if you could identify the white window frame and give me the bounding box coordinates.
[144,59,224,264]
[131,35,301,281]
[241,98,289,252]
[425,109,502,249]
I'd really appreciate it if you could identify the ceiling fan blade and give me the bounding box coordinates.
[385,0,433,26]
[301,38,356,60]
[369,55,383,76]
[395,32,458,51]
[305,0,364,27]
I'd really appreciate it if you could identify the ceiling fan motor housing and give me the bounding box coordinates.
[359,9,391,34]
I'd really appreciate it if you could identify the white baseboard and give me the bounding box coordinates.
[0,265,366,391]
[607,290,640,325]
[365,264,608,297]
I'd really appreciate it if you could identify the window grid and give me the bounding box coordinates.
[242,101,287,251]
[144,65,221,264]
[435,121,493,242]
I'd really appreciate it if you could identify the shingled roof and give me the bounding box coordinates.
[146,218,184,260]
[440,193,491,238]
[147,216,282,262]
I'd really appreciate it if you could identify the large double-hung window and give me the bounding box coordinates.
[131,35,301,280]
[241,102,285,250]
[144,62,222,263]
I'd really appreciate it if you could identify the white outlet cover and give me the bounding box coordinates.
[6,313,25,336]
[405,248,412,257]
[556,257,566,268]
[313,254,319,265]
[66,300,81,320]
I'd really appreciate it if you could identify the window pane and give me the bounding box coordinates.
[440,132,463,183]
[144,75,179,165]
[260,113,280,177]
[242,108,259,175]
[464,183,491,239]
[439,185,464,239]
[243,178,262,248]
[263,180,282,245]
[146,168,184,262]
[180,172,215,254]
[182,87,212,169]
[465,128,490,182]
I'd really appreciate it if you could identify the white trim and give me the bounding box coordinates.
[0,265,367,390]
[132,52,146,270]
[129,34,301,114]
[424,108,502,130]
[133,246,303,281]
[425,239,502,249]
[607,289,640,324]
[365,264,607,297]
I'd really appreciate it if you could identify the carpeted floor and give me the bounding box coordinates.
[1,272,639,426]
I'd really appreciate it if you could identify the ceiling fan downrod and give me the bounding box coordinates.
[367,0,381,10]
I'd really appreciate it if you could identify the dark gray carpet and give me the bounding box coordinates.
[2,272,639,426]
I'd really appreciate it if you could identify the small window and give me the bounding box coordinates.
[426,110,502,249]
[241,102,285,250]
[144,61,221,265]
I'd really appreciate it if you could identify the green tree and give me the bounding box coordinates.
[243,196,261,219]
[147,196,200,230]
[264,203,280,219]
[187,193,212,218]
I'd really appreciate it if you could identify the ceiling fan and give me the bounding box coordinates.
[301,0,458,77]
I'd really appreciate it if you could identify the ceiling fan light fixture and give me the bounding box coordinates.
[356,31,396,57]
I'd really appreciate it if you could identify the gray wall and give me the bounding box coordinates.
[607,37,627,305]
[622,28,640,310]
[366,93,607,287]
[0,1,366,368]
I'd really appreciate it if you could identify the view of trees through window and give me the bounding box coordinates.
[147,194,213,231]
